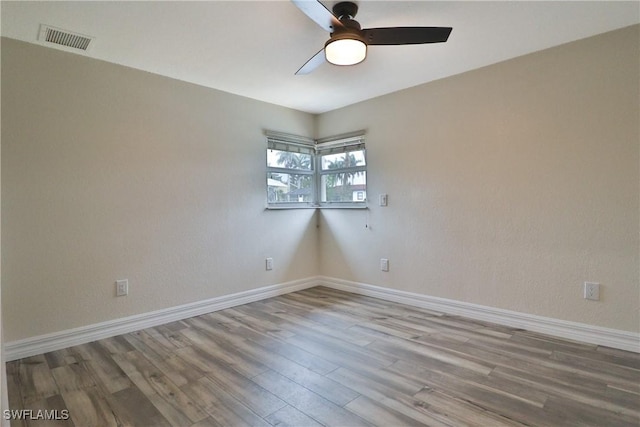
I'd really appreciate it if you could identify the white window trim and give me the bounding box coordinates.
[266,130,367,209]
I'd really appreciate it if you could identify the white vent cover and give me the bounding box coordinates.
[38,24,94,52]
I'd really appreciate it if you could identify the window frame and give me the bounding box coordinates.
[316,136,367,207]
[266,132,316,208]
[266,131,367,209]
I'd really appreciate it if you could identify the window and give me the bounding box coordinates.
[316,136,366,206]
[266,131,366,208]
[266,133,315,207]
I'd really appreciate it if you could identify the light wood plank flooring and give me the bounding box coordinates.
[7,286,640,426]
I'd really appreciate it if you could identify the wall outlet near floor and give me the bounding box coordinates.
[583,282,600,301]
[380,258,389,272]
[266,257,273,271]
[116,279,128,297]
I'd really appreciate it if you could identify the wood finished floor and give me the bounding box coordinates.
[6,286,640,427]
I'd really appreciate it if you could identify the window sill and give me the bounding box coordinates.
[266,205,368,210]
[265,206,317,210]
[317,205,368,209]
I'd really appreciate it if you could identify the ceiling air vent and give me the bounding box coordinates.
[38,24,94,52]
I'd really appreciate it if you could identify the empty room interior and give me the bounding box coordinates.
[1,1,639,426]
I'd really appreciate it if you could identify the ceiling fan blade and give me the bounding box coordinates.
[291,0,343,33]
[363,27,452,45]
[295,48,326,75]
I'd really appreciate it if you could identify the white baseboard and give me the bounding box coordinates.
[4,277,320,361]
[318,276,640,353]
[6,275,639,360]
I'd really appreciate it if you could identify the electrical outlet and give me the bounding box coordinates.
[116,279,128,297]
[584,282,600,301]
[266,257,273,271]
[380,258,389,272]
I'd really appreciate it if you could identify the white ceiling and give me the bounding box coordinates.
[2,1,638,114]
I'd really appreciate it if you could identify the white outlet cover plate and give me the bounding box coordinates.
[116,279,128,296]
[584,282,600,301]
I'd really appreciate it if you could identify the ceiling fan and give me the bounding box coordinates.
[292,0,452,74]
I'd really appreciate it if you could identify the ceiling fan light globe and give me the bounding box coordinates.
[325,38,367,66]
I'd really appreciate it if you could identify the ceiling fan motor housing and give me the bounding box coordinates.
[329,18,363,39]
[326,27,365,45]
[329,2,364,46]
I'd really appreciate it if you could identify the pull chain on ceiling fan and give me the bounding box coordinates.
[292,0,453,74]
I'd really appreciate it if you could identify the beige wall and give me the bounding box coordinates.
[317,25,639,333]
[1,38,318,342]
[1,24,638,345]
[0,34,7,422]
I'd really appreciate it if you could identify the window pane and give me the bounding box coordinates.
[320,171,366,203]
[267,149,312,171]
[321,149,365,171]
[267,173,314,203]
